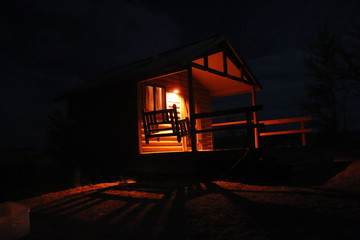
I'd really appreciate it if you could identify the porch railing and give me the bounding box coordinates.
[211,115,312,147]
[194,105,263,148]
[258,116,312,146]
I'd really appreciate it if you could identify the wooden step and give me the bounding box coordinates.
[141,146,183,153]
[142,140,182,146]
[141,134,179,141]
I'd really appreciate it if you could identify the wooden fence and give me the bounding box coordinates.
[194,105,263,148]
[211,115,312,147]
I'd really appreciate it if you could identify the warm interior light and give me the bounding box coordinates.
[167,93,180,105]
[166,91,181,117]
[173,89,179,94]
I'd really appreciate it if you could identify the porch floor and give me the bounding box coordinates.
[137,147,329,179]
[137,149,252,175]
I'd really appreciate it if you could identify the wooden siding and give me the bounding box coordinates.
[138,71,213,153]
[138,72,189,153]
[193,77,213,150]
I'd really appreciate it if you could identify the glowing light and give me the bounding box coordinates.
[167,93,180,105]
[166,91,181,117]
[173,89,179,94]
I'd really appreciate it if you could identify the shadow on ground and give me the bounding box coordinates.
[22,172,360,240]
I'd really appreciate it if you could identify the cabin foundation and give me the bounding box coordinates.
[137,149,256,175]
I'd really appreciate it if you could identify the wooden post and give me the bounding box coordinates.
[246,111,254,149]
[188,66,197,152]
[301,121,306,146]
[251,86,259,148]
[173,104,181,143]
[142,109,149,144]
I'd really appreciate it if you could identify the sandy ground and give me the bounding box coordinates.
[20,160,360,240]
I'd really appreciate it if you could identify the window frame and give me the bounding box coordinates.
[144,84,166,111]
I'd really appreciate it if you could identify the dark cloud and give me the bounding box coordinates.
[1,0,182,77]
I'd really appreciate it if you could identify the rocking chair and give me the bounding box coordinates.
[142,104,190,144]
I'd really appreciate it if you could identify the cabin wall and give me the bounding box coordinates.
[67,82,138,171]
[138,72,190,153]
[138,71,213,153]
[193,77,213,150]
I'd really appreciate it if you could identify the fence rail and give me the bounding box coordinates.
[259,116,312,146]
[211,115,312,147]
[195,105,263,148]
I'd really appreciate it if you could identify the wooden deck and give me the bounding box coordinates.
[137,149,252,175]
[137,146,329,180]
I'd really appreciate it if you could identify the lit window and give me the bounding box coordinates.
[145,85,165,111]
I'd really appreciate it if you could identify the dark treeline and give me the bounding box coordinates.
[303,24,360,147]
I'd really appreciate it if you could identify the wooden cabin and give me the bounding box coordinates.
[58,35,310,175]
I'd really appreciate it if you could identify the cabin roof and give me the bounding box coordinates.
[57,34,261,100]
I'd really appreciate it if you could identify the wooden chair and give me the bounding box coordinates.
[142,104,190,144]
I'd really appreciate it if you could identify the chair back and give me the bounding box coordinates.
[142,104,181,143]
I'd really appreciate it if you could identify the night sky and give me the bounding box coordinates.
[1,0,360,149]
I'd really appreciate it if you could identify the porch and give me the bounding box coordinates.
[137,51,311,155]
[137,43,264,154]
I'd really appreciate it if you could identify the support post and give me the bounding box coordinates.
[251,86,259,148]
[246,111,254,149]
[301,121,306,146]
[188,66,197,152]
